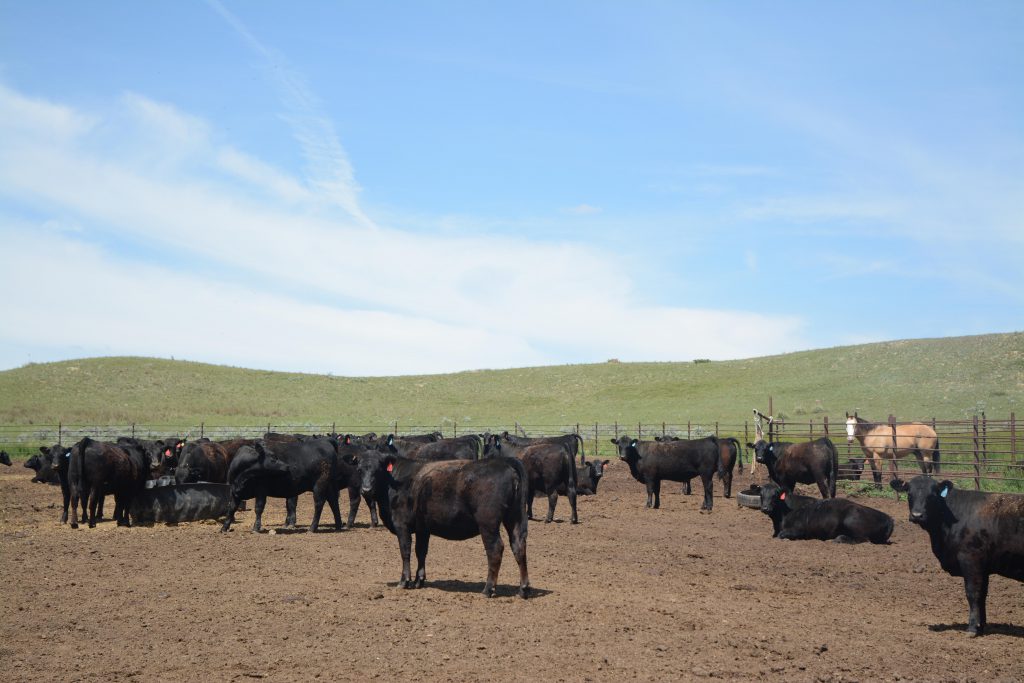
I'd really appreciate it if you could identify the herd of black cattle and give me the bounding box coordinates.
[5,429,1023,636]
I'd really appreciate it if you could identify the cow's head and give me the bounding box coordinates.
[758,482,786,515]
[609,436,639,462]
[31,445,67,483]
[158,439,185,469]
[175,441,208,484]
[751,440,774,465]
[355,448,396,496]
[890,476,953,525]
[579,458,608,494]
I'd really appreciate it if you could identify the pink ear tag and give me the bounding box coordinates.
[779,492,787,500]
[386,462,394,473]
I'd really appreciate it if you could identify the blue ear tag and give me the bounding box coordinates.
[940,487,949,498]
[65,452,71,458]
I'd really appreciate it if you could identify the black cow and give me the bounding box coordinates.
[175,439,233,484]
[377,434,476,460]
[129,483,233,526]
[500,431,585,463]
[221,439,341,533]
[664,436,742,498]
[68,437,150,528]
[612,435,721,510]
[334,440,379,528]
[356,449,530,598]
[0,450,11,466]
[574,457,608,495]
[153,437,186,474]
[758,482,893,543]
[749,438,838,499]
[891,476,1024,636]
[496,440,578,524]
[29,444,106,524]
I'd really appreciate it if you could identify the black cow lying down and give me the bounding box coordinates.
[759,482,893,544]
[129,483,233,526]
[357,449,530,598]
[0,450,11,466]
[892,476,1024,636]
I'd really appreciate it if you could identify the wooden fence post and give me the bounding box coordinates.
[889,415,898,495]
[58,422,62,446]
[687,420,691,440]
[1011,412,1017,465]
[973,414,981,491]
[823,415,829,438]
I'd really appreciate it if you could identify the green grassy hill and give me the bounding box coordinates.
[0,332,1021,428]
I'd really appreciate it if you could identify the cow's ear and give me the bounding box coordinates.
[40,446,50,455]
[889,479,909,493]
[609,439,617,445]
[939,481,954,498]
[746,443,755,449]
[600,461,607,472]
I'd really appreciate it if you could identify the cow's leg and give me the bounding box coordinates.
[364,493,379,527]
[413,532,430,588]
[526,485,535,519]
[722,469,733,498]
[346,487,361,528]
[681,479,692,495]
[309,491,327,533]
[480,527,504,598]
[220,496,241,532]
[504,517,530,599]
[87,486,100,528]
[96,495,105,521]
[69,486,81,529]
[963,565,989,636]
[544,491,557,523]
[116,493,131,527]
[652,479,662,509]
[567,481,578,525]
[815,474,830,499]
[252,496,266,533]
[60,488,70,525]
[284,496,298,529]
[645,481,655,508]
[700,473,714,511]
[396,529,413,589]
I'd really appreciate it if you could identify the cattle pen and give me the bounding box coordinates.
[2,412,1021,493]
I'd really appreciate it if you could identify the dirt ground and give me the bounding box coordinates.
[1,461,1022,683]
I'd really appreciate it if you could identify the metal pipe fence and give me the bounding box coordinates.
[2,414,1020,492]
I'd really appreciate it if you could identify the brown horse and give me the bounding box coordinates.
[845,413,940,486]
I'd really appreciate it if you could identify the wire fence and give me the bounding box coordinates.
[2,413,1020,492]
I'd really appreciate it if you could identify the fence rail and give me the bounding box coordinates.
[1,414,1020,492]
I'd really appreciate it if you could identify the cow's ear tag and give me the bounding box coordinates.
[65,452,71,458]
[779,492,786,500]
[630,439,638,448]
[940,486,949,498]
[386,462,394,473]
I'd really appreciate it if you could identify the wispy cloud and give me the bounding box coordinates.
[206,0,372,228]
[563,203,602,215]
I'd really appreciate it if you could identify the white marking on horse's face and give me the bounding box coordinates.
[845,418,856,442]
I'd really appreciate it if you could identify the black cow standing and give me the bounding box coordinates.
[500,431,586,464]
[221,439,342,533]
[749,438,838,499]
[28,444,105,524]
[333,438,379,528]
[892,476,1024,636]
[758,482,893,543]
[68,437,150,528]
[611,435,721,511]
[356,449,530,598]
[495,440,578,524]
[662,436,742,498]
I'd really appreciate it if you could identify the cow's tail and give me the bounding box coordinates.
[826,438,838,498]
[931,439,941,474]
[731,437,744,470]
[708,435,725,479]
[508,457,530,543]
[573,433,586,465]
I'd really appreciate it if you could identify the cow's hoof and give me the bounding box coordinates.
[482,586,495,598]
[414,578,425,589]
[70,522,79,529]
[518,585,530,599]
[544,518,553,524]
[570,519,578,525]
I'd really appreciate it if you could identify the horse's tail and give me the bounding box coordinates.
[826,438,838,498]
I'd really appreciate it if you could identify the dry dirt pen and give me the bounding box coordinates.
[1,462,1022,682]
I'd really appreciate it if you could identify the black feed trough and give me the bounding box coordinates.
[736,484,761,509]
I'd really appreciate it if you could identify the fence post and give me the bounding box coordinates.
[973,414,981,491]
[981,412,987,472]
[614,421,618,441]
[58,421,62,446]
[687,420,691,440]
[662,421,666,438]
[638,421,642,440]
[809,418,813,441]
[715,421,719,438]
[131,423,136,439]
[823,415,829,438]
[201,422,205,440]
[744,420,749,446]
[1011,412,1017,465]
[889,415,898,493]
[594,423,598,460]
[454,421,457,438]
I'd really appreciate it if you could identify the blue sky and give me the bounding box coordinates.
[1,1,1021,375]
